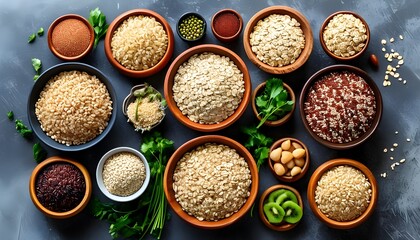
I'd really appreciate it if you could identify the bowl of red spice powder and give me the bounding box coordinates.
[299,65,383,149]
[47,14,94,61]
[211,9,243,42]
[29,156,92,219]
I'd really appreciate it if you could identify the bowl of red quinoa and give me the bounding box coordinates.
[96,147,150,202]
[163,135,259,229]
[299,65,382,149]
[307,158,378,229]
[104,9,175,78]
[29,156,92,219]
[27,62,117,151]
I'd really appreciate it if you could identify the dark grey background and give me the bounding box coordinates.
[1,0,419,239]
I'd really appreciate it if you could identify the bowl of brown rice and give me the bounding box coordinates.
[104,9,175,78]
[299,65,383,150]
[243,6,313,74]
[27,62,117,151]
[164,44,251,132]
[307,158,378,229]
[163,135,259,229]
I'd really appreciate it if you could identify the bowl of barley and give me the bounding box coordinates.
[163,135,259,229]
[307,158,378,229]
[320,11,370,61]
[104,9,175,78]
[164,44,251,132]
[27,62,116,151]
[243,6,313,74]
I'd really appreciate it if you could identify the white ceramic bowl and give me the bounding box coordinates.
[96,147,150,202]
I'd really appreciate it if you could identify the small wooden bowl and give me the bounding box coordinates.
[307,158,378,229]
[104,9,174,78]
[48,14,94,61]
[259,184,303,231]
[177,12,206,42]
[320,11,370,61]
[268,138,310,182]
[164,44,251,132]
[243,6,313,74]
[29,156,92,219]
[251,81,295,127]
[163,135,259,229]
[211,9,243,42]
[299,64,383,150]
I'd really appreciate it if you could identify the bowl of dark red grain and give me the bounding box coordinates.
[211,9,243,42]
[48,14,95,61]
[320,11,370,61]
[163,135,259,229]
[307,158,378,229]
[299,65,382,149]
[104,9,175,78]
[243,6,313,74]
[29,156,92,219]
[96,147,151,202]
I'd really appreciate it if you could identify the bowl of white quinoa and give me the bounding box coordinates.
[163,135,259,229]
[104,9,174,78]
[307,158,378,229]
[243,6,313,74]
[28,62,116,151]
[299,65,383,150]
[164,44,251,132]
[96,147,150,202]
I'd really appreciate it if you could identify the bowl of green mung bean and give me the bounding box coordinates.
[177,12,206,42]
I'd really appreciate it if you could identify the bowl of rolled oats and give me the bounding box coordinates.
[164,44,251,132]
[163,135,259,229]
[320,11,370,61]
[243,6,313,74]
[299,65,383,149]
[104,9,175,78]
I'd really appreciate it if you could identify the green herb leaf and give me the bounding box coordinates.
[7,111,14,121]
[33,143,47,163]
[89,7,109,48]
[33,74,39,81]
[31,58,42,73]
[37,27,44,36]
[242,126,273,171]
[28,33,36,43]
[15,119,33,139]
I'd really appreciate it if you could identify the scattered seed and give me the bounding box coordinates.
[385,75,389,80]
[403,80,407,85]
[394,73,400,78]
[407,138,411,142]
[390,156,394,160]
[390,38,395,43]
[382,47,386,52]
[385,53,390,58]
[398,77,402,81]
[381,39,387,45]
[395,131,399,134]
[387,57,393,62]
[393,143,398,147]
[391,48,395,53]
[397,55,403,60]
[369,54,379,69]
[400,159,406,163]
[387,65,393,71]
[395,162,400,166]
[390,148,394,152]
[399,35,404,40]
[398,59,404,65]
[383,148,388,153]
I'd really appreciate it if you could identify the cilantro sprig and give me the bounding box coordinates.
[88,7,109,48]
[242,126,273,171]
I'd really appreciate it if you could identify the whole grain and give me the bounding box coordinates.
[172,143,251,221]
[127,98,164,131]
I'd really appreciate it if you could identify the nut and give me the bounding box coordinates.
[281,139,291,150]
[274,163,286,176]
[280,151,294,164]
[369,54,379,69]
[270,147,282,162]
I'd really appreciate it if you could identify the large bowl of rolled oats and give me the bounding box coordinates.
[163,135,259,229]
[243,6,313,74]
[164,44,251,132]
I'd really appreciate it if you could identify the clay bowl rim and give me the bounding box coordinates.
[104,9,175,78]
[176,12,207,42]
[320,11,371,61]
[47,14,95,61]
[258,184,304,231]
[243,5,313,74]
[307,158,378,229]
[29,156,92,219]
[163,135,259,229]
[299,64,383,150]
[251,81,296,127]
[164,44,251,132]
[268,138,310,182]
[211,8,243,42]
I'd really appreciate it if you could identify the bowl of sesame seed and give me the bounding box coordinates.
[299,65,383,150]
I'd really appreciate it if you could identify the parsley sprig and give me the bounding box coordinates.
[242,126,273,171]
[88,8,109,48]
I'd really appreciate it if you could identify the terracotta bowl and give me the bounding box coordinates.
[307,158,378,229]
[163,135,259,229]
[259,184,304,231]
[251,81,295,127]
[211,9,243,42]
[48,14,94,61]
[29,156,92,219]
[104,9,174,78]
[320,11,370,61]
[243,6,313,74]
[164,44,251,132]
[299,65,383,150]
[176,12,206,42]
[268,138,310,182]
